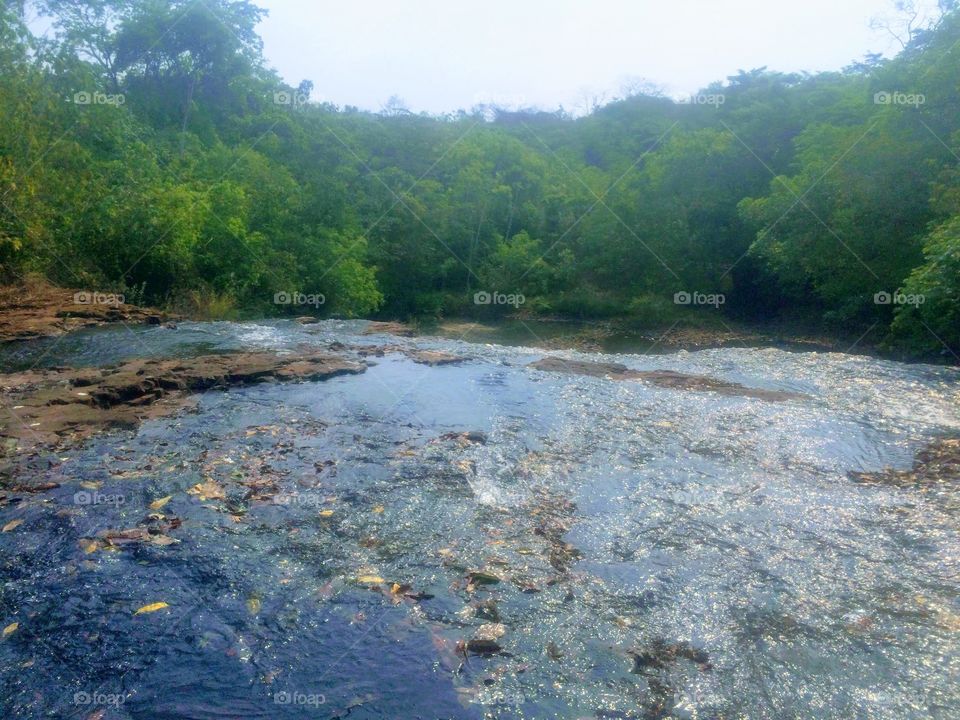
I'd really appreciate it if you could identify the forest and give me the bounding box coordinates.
[0,0,958,357]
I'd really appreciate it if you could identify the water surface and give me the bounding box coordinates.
[0,320,958,719]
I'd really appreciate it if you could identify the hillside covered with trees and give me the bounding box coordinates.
[1,0,958,357]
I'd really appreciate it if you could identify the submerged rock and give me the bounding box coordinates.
[628,639,712,672]
[529,356,804,401]
[849,437,959,487]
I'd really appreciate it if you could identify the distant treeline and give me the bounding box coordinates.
[0,1,958,356]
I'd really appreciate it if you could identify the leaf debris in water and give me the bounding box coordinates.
[149,495,172,510]
[134,602,170,615]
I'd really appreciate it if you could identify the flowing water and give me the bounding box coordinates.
[0,320,958,719]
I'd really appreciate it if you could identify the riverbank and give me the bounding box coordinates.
[0,281,175,343]
[0,282,953,366]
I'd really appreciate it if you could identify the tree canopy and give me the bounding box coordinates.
[0,1,957,355]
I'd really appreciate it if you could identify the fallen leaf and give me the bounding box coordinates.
[187,479,225,501]
[104,528,150,545]
[2,519,23,533]
[2,622,18,637]
[149,495,172,510]
[79,538,100,554]
[372,505,385,514]
[246,598,261,615]
[134,602,169,615]
[319,509,334,517]
[357,575,385,585]
[466,570,501,585]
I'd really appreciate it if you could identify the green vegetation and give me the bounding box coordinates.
[1,1,958,357]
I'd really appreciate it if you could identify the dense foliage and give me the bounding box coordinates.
[0,1,957,356]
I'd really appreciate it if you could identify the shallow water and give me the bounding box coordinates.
[1,320,958,719]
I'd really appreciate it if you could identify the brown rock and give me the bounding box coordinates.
[407,350,467,366]
[362,321,415,337]
[849,437,960,487]
[528,356,804,401]
[0,351,366,457]
[0,281,177,343]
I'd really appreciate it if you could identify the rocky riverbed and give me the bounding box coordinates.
[0,317,957,719]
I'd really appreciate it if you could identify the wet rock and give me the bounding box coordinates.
[323,341,468,367]
[0,281,177,343]
[295,316,320,324]
[0,351,366,455]
[438,430,488,445]
[529,356,804,401]
[849,437,959,487]
[467,570,502,586]
[475,622,506,641]
[362,321,415,337]
[473,599,500,621]
[407,350,467,366]
[628,639,712,673]
[466,638,503,655]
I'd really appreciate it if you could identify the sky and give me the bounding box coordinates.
[255,0,943,114]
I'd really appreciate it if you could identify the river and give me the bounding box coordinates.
[0,319,958,719]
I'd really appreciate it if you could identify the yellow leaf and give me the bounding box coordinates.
[2,622,18,637]
[2,519,23,533]
[187,480,225,501]
[246,598,261,615]
[80,481,101,491]
[149,495,172,511]
[357,575,384,585]
[372,505,385,514]
[390,583,402,594]
[79,538,100,554]
[134,602,169,615]
[319,509,334,517]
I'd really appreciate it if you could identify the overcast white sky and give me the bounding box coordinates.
[256,0,942,114]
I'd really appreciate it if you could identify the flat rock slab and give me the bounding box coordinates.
[849,437,959,487]
[0,351,366,455]
[528,356,805,401]
[406,350,466,366]
[362,321,416,337]
[327,342,468,366]
[0,283,175,343]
